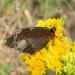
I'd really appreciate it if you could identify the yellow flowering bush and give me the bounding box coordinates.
[20,18,75,75]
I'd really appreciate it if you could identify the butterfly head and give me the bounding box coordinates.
[49,27,56,39]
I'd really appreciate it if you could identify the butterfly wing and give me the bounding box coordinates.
[20,37,50,54]
[5,27,55,54]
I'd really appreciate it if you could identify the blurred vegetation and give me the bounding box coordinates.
[0,0,75,75]
[0,64,13,75]
[0,0,61,18]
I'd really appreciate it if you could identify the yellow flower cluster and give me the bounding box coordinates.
[20,18,74,75]
[37,18,63,37]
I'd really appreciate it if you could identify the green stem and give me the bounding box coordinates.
[44,0,49,19]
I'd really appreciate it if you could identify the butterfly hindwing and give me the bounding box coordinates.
[17,37,49,54]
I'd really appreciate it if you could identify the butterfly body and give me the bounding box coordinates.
[5,27,56,54]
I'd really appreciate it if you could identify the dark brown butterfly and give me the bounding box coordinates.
[5,27,56,54]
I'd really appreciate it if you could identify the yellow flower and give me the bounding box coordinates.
[37,20,45,27]
[20,18,69,75]
[20,51,46,75]
[26,58,46,75]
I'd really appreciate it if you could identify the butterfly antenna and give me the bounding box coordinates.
[55,35,66,51]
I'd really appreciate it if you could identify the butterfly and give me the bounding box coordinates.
[5,27,56,54]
